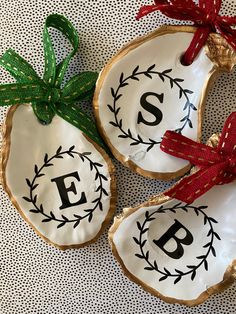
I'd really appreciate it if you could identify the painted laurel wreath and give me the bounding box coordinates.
[107,65,196,152]
[22,146,108,229]
[133,203,221,284]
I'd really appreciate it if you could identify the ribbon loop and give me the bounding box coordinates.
[62,72,99,101]
[160,112,236,203]
[43,14,79,87]
[136,0,236,65]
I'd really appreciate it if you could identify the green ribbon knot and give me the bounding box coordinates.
[46,87,61,104]
[0,14,105,150]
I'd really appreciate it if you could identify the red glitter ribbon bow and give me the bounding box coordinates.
[160,112,236,203]
[136,0,236,65]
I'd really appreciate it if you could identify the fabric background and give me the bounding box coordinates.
[0,1,236,313]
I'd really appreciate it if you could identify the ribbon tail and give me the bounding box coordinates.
[136,5,165,20]
[218,112,236,155]
[220,16,236,26]
[199,0,221,13]
[154,0,168,4]
[76,88,95,102]
[51,102,108,152]
[0,49,41,83]
[171,0,197,6]
[136,2,201,21]
[0,82,46,106]
[164,162,227,203]
[217,24,236,51]
[211,0,222,14]
[161,130,222,165]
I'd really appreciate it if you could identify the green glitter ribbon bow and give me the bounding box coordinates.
[0,14,105,149]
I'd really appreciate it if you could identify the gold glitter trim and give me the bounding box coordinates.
[207,133,221,148]
[206,34,236,72]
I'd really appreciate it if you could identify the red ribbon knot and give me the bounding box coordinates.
[160,112,236,203]
[136,0,236,65]
[226,156,236,173]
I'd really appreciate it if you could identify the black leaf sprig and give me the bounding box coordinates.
[22,146,108,229]
[133,203,220,284]
[107,65,196,151]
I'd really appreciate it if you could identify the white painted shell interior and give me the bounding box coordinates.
[5,105,112,246]
[98,32,213,173]
[113,181,236,300]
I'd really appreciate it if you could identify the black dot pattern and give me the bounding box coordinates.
[0,1,236,313]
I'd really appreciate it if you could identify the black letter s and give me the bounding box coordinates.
[137,92,164,126]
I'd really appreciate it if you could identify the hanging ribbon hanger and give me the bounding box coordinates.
[160,112,236,203]
[0,14,105,150]
[136,0,236,65]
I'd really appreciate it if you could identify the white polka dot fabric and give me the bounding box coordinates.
[0,1,236,313]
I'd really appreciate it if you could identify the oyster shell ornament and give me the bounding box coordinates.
[109,113,236,306]
[109,187,236,306]
[93,0,236,179]
[0,14,116,249]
